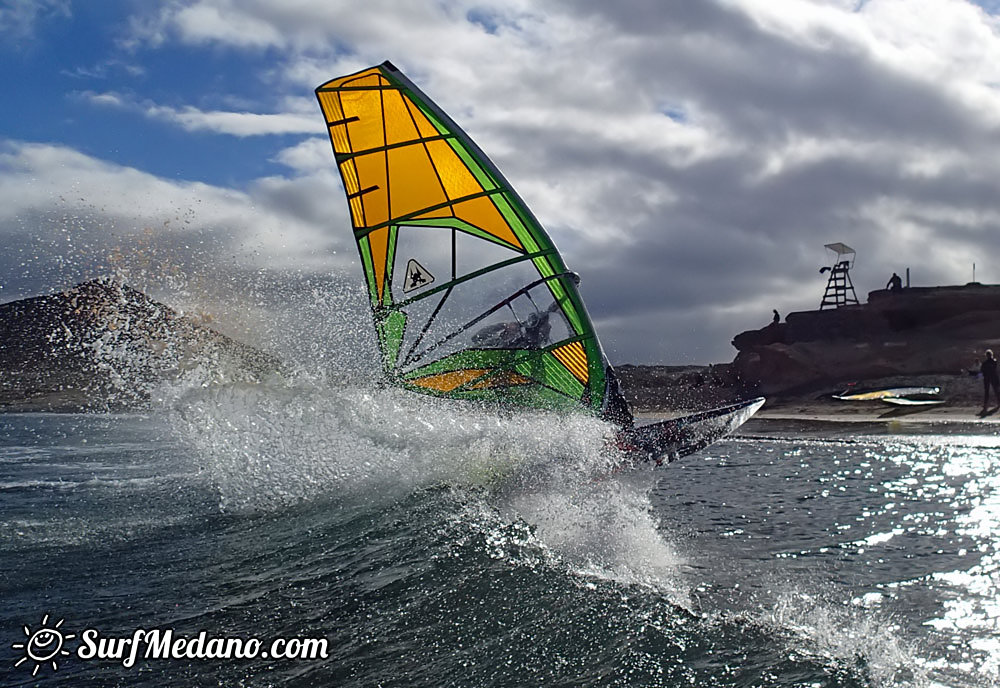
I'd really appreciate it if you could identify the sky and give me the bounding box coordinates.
[3,0,1000,365]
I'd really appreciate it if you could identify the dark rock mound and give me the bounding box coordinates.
[0,277,284,411]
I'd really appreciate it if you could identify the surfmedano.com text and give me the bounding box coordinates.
[77,628,330,668]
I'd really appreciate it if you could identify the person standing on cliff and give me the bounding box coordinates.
[982,349,1000,411]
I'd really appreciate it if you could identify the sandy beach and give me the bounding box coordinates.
[733,399,1000,440]
[630,368,1000,436]
[755,399,1000,425]
[635,396,1000,439]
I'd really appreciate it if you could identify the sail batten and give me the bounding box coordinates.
[334,133,457,162]
[316,62,627,418]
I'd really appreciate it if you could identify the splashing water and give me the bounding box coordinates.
[172,374,611,507]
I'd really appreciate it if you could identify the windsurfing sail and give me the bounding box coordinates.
[315,61,630,422]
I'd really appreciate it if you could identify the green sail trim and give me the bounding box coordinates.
[384,225,399,303]
[358,235,379,306]
[401,348,522,379]
[398,379,588,413]
[377,310,406,371]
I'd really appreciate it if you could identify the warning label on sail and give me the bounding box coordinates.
[403,259,434,293]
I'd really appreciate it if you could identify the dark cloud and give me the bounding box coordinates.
[448,0,1000,361]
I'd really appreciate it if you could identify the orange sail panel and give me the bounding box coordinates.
[409,369,490,393]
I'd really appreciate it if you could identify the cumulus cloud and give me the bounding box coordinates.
[0,140,353,297]
[143,103,319,136]
[79,91,320,136]
[271,137,338,175]
[0,0,70,42]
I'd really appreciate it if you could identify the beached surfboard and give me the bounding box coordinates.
[833,386,940,401]
[881,396,945,406]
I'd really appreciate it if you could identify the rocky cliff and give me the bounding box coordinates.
[616,364,744,413]
[0,277,284,411]
[730,284,1000,397]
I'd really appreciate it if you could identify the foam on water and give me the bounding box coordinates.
[765,588,925,688]
[173,376,604,508]
[495,470,689,603]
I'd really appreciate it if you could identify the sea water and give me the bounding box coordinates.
[2,381,999,687]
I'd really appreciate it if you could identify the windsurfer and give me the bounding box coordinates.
[982,349,1000,411]
[472,309,553,349]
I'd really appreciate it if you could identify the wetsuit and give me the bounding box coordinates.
[983,357,1000,408]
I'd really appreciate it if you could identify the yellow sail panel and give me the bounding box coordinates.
[348,194,365,229]
[339,80,392,151]
[551,341,589,383]
[336,159,364,226]
[386,144,451,219]
[409,369,490,393]
[424,139,486,199]
[324,105,350,150]
[449,197,522,249]
[338,159,361,195]
[353,153,389,228]
[404,97,443,139]
[318,71,524,251]
[318,89,344,117]
[381,88,424,147]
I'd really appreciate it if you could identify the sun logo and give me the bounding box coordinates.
[11,614,75,676]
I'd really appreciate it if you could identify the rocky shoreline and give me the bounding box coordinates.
[0,278,284,412]
[618,283,1000,423]
[3,280,999,424]
[730,284,1000,399]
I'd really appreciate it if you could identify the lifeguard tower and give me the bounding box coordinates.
[819,242,859,309]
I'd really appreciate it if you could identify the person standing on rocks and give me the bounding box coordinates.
[982,349,1000,411]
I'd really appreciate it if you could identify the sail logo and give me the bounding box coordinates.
[403,258,434,293]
